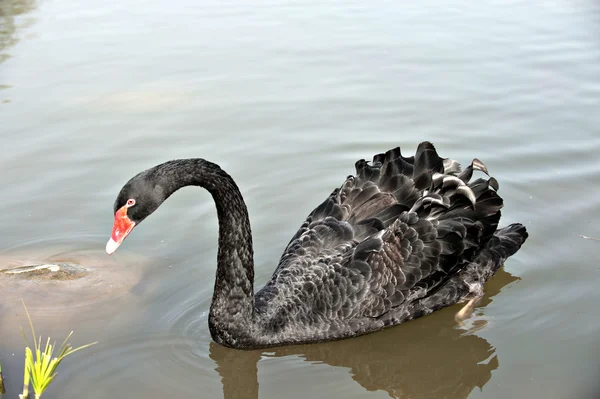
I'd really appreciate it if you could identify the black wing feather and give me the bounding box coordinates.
[255,141,525,332]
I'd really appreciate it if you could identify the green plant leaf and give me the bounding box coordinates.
[19,301,97,398]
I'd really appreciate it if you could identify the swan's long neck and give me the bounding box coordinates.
[155,159,256,347]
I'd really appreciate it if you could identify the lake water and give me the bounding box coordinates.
[1,0,599,398]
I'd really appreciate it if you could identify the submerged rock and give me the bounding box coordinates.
[0,262,88,280]
[0,242,150,315]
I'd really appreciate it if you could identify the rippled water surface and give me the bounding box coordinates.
[1,0,599,398]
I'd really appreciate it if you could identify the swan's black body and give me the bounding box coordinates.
[111,142,527,349]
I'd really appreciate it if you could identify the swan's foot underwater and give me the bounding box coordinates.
[455,282,485,326]
[455,296,483,325]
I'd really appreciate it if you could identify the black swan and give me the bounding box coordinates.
[106,142,528,349]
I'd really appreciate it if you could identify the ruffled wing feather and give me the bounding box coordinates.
[255,142,520,328]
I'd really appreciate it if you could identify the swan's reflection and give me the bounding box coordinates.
[210,268,518,399]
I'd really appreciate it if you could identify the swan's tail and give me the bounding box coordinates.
[474,223,528,279]
[490,223,528,258]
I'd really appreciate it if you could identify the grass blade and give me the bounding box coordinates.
[19,301,97,398]
[0,359,6,394]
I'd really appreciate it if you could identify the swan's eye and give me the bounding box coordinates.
[126,199,136,207]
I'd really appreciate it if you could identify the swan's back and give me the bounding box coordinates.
[254,142,527,344]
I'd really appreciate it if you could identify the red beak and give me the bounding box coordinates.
[106,205,136,255]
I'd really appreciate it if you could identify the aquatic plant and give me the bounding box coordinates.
[0,359,5,394]
[19,301,96,399]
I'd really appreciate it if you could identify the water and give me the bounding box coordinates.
[1,0,599,398]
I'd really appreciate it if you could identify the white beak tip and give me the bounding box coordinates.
[106,238,120,255]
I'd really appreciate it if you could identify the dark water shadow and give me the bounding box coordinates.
[210,268,519,399]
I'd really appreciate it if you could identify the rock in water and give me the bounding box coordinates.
[0,262,88,280]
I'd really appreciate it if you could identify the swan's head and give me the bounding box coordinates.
[106,171,166,255]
